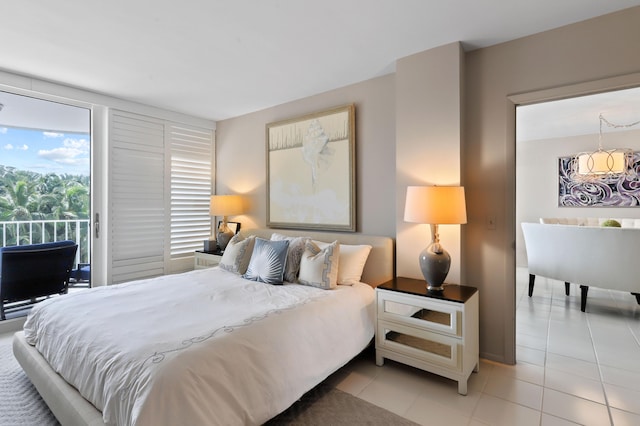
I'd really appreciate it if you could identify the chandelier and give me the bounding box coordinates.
[572,113,639,182]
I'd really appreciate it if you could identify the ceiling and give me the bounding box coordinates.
[517,86,640,142]
[1,1,640,122]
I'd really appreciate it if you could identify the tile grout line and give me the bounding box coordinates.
[538,281,555,426]
[584,309,614,426]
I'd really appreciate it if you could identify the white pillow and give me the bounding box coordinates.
[313,240,372,285]
[219,234,256,275]
[271,233,309,282]
[298,240,340,290]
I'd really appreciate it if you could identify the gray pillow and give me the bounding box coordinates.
[243,238,290,285]
[271,233,309,282]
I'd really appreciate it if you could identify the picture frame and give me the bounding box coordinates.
[217,221,241,235]
[266,104,356,231]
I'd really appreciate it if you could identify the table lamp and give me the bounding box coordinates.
[404,186,467,291]
[210,194,244,250]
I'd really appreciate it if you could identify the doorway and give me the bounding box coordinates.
[513,85,640,404]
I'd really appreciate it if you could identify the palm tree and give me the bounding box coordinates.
[4,180,36,221]
[65,184,89,219]
[0,166,90,246]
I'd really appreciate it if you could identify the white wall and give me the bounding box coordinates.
[516,128,640,266]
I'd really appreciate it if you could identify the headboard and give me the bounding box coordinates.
[238,228,394,287]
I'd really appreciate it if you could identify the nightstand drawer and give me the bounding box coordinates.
[377,289,461,337]
[194,251,222,269]
[377,320,461,369]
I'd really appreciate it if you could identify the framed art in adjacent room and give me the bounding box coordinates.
[266,104,356,231]
[558,153,640,207]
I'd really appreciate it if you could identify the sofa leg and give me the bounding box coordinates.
[565,282,570,296]
[632,293,640,305]
[528,274,535,297]
[579,285,589,312]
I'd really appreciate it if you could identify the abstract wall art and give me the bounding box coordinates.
[558,152,640,207]
[266,104,355,231]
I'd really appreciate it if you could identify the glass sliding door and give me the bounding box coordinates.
[0,91,91,287]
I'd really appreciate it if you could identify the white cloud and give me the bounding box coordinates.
[38,137,89,166]
[3,143,28,150]
[0,127,7,134]
[63,137,89,151]
[43,132,64,138]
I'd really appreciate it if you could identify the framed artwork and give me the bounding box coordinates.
[558,152,640,207]
[218,221,241,234]
[266,104,356,231]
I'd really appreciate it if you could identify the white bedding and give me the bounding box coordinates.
[23,267,375,426]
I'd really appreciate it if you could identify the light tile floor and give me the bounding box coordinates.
[328,267,640,425]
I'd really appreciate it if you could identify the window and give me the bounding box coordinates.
[169,124,213,259]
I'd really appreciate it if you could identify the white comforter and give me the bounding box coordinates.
[23,267,375,426]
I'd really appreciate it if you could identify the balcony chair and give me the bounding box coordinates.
[0,240,78,320]
[70,263,91,286]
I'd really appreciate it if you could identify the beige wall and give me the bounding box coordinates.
[465,7,640,363]
[216,6,640,364]
[215,74,397,238]
[395,43,464,283]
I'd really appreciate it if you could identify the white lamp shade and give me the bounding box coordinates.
[210,195,244,216]
[404,186,467,225]
[577,150,626,175]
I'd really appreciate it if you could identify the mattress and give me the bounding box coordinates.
[22,267,375,425]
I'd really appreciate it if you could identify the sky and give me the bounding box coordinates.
[0,126,90,176]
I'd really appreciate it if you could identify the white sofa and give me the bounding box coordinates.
[521,219,640,312]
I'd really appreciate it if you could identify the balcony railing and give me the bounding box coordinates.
[0,219,91,271]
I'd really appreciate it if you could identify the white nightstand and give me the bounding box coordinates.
[194,251,223,269]
[375,277,479,395]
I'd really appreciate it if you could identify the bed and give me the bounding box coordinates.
[12,229,393,426]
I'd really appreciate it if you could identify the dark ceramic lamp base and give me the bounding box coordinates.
[419,243,451,291]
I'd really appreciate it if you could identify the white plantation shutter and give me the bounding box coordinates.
[169,124,213,259]
[110,111,166,283]
[109,111,214,283]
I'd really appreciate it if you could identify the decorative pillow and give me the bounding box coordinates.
[335,244,372,285]
[298,240,340,290]
[601,219,622,228]
[313,240,372,285]
[243,238,289,285]
[271,233,309,282]
[219,234,256,274]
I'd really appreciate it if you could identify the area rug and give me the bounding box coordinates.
[0,334,58,426]
[267,382,419,426]
[0,334,417,425]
